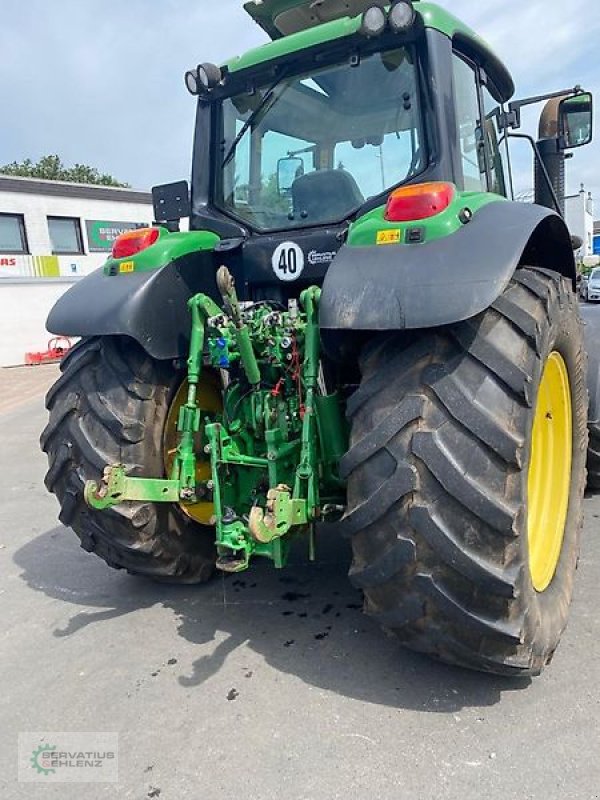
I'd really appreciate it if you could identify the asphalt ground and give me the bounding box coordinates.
[1,363,599,800]
[0,363,59,415]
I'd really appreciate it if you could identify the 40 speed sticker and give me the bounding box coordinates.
[272,241,305,282]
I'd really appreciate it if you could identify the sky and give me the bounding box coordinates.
[1,0,599,202]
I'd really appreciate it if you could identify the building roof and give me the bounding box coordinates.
[0,174,151,205]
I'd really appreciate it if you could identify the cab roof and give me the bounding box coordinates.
[231,1,514,101]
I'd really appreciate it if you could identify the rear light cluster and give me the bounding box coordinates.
[384,182,455,223]
[112,227,160,260]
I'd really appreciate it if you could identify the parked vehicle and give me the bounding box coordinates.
[586,268,600,301]
[42,0,595,676]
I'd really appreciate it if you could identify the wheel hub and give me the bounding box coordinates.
[527,351,572,592]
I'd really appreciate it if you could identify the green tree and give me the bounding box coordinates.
[0,154,130,187]
[262,172,290,213]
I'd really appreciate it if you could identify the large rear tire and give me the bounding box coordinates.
[342,268,587,675]
[586,423,600,489]
[41,336,216,583]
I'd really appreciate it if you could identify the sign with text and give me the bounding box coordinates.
[85,220,147,252]
[18,732,118,783]
[0,254,95,279]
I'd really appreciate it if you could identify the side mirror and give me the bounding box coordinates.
[152,181,191,231]
[560,92,593,149]
[277,157,304,197]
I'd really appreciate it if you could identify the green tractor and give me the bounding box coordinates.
[42,0,595,676]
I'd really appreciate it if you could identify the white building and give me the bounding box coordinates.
[565,185,594,260]
[0,176,152,366]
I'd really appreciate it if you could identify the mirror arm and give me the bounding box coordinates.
[502,85,583,131]
[505,132,564,217]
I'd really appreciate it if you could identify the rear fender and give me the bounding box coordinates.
[47,249,221,361]
[319,202,575,334]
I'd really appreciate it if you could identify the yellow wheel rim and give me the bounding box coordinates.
[163,373,222,526]
[527,351,572,592]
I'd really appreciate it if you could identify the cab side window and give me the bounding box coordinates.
[482,84,508,197]
[452,54,487,192]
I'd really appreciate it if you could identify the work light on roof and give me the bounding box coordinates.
[184,69,200,95]
[198,63,223,90]
[184,62,223,96]
[389,0,416,32]
[360,5,387,37]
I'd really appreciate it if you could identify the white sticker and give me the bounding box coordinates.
[272,241,305,282]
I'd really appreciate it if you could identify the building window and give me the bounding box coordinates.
[0,213,28,254]
[48,216,84,255]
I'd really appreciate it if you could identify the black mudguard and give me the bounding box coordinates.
[581,305,600,426]
[47,253,220,361]
[320,202,575,332]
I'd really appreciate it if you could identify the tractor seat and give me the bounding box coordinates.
[292,169,364,222]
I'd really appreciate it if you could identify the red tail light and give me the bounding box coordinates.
[385,182,455,222]
[112,227,160,260]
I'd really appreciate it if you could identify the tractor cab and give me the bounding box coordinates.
[206,36,426,302]
[153,0,591,310]
[157,0,518,305]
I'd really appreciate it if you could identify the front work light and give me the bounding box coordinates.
[112,227,160,260]
[389,0,416,32]
[360,5,387,37]
[385,182,455,222]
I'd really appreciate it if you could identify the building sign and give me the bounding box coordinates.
[594,235,600,257]
[0,255,61,278]
[85,220,147,253]
[0,253,101,279]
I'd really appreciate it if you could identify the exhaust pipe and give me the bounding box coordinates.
[535,96,567,214]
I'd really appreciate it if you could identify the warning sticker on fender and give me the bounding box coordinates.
[376,230,402,245]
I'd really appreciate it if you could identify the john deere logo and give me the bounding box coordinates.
[30,744,56,776]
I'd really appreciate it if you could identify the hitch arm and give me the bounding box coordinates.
[84,465,181,510]
[84,291,222,512]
